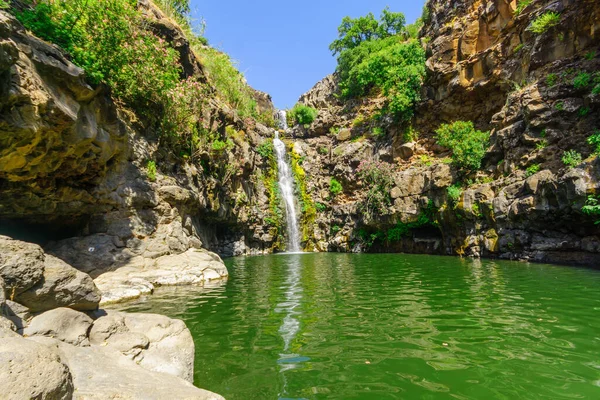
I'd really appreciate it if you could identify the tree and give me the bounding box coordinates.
[329,8,406,56]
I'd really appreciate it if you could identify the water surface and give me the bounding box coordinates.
[115,253,600,399]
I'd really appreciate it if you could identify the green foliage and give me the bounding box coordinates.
[526,163,541,177]
[154,0,190,19]
[16,0,182,116]
[546,73,558,87]
[331,225,341,235]
[0,0,9,9]
[329,8,406,55]
[318,146,329,155]
[447,184,463,204]
[582,196,600,225]
[555,101,564,111]
[421,4,431,25]
[528,12,561,34]
[211,139,234,153]
[291,152,316,245]
[435,121,489,171]
[514,0,532,16]
[403,125,419,142]
[371,127,385,138]
[562,150,582,168]
[587,130,600,155]
[585,51,596,61]
[288,104,318,126]
[336,36,426,121]
[329,178,343,197]
[146,160,157,182]
[256,141,274,161]
[316,202,327,212]
[536,139,548,150]
[356,160,394,219]
[513,43,524,53]
[579,106,590,118]
[573,72,591,90]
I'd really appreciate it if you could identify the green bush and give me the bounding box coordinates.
[573,72,591,89]
[435,121,489,171]
[528,12,561,34]
[562,150,582,168]
[526,164,541,177]
[582,196,600,224]
[371,127,385,138]
[316,202,327,212]
[256,141,274,160]
[447,184,463,204]
[329,178,343,197]
[588,130,600,155]
[0,0,9,9]
[330,9,426,122]
[546,73,558,87]
[147,160,157,182]
[288,104,318,126]
[515,0,532,16]
[211,139,234,153]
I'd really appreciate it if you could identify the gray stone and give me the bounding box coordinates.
[24,307,93,346]
[18,255,101,313]
[0,336,74,400]
[399,142,415,160]
[2,300,31,331]
[0,236,45,296]
[55,339,224,400]
[90,310,195,382]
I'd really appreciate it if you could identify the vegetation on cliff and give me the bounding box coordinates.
[330,8,426,122]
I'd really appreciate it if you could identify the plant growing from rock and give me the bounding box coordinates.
[256,142,274,161]
[288,104,318,127]
[528,12,561,34]
[562,150,582,168]
[435,121,489,172]
[356,160,394,219]
[582,196,600,224]
[514,0,532,16]
[329,178,343,197]
[573,72,591,90]
[587,130,600,155]
[546,73,558,87]
[526,163,541,177]
[447,184,463,205]
[146,161,157,182]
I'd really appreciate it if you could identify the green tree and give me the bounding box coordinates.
[435,121,489,171]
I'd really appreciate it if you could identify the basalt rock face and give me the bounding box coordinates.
[290,0,600,265]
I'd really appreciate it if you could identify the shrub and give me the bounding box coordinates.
[447,184,463,204]
[526,164,540,177]
[585,51,596,61]
[515,0,532,16]
[356,160,395,219]
[528,12,561,34]
[288,104,318,126]
[147,160,157,182]
[0,0,8,9]
[588,130,600,155]
[573,72,591,90]
[372,127,385,138]
[211,139,233,153]
[329,178,343,197]
[316,202,327,212]
[536,139,548,150]
[582,196,600,224]
[546,73,558,87]
[256,141,274,160]
[555,101,564,111]
[336,37,426,121]
[579,107,590,117]
[16,0,182,118]
[562,150,582,168]
[435,121,489,171]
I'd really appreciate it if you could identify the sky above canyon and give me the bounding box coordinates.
[190,0,426,109]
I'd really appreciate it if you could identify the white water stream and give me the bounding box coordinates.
[273,111,301,253]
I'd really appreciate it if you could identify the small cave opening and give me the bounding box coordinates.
[0,216,90,246]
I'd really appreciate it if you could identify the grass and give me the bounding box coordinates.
[526,163,541,177]
[573,72,591,90]
[546,73,558,87]
[562,150,582,168]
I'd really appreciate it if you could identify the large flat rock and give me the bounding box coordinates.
[94,248,228,304]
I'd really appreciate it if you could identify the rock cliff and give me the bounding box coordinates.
[288,0,600,266]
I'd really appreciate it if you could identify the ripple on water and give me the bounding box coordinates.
[111,253,600,400]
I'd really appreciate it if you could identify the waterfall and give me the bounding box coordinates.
[273,111,301,253]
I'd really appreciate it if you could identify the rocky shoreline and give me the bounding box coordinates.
[1,235,227,399]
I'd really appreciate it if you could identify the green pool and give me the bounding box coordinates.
[116,253,600,399]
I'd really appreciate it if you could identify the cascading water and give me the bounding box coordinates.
[273,111,301,253]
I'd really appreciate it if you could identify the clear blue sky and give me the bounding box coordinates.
[190,1,426,109]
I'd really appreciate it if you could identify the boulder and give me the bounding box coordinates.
[24,307,93,346]
[18,254,101,313]
[0,336,74,400]
[399,142,416,160]
[94,248,228,304]
[0,236,44,296]
[90,310,195,382]
[54,339,224,400]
